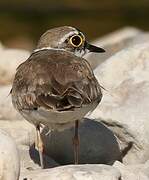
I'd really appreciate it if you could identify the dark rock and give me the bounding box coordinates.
[42,119,121,165]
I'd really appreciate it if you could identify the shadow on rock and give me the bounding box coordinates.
[29,144,59,168]
[38,118,122,165]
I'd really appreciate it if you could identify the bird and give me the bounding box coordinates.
[11,26,105,168]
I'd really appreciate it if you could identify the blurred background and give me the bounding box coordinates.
[0,0,149,50]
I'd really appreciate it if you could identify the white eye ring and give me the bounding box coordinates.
[69,35,83,47]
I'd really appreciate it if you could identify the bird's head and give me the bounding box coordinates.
[35,26,105,57]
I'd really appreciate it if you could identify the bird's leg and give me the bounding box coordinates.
[73,120,80,164]
[35,124,44,169]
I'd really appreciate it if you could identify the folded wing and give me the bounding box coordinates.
[12,50,102,112]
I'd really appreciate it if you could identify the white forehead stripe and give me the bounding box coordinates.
[58,30,78,45]
[67,26,77,30]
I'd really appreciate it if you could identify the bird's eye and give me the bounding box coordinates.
[70,35,83,47]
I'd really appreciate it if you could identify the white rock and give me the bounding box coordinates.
[130,33,149,46]
[85,27,142,69]
[19,145,59,177]
[0,85,36,146]
[94,27,142,46]
[0,129,20,180]
[113,161,149,180]
[89,43,149,164]
[0,48,30,85]
[0,85,22,120]
[0,120,36,146]
[0,42,4,50]
[20,164,121,180]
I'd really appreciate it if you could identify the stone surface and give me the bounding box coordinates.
[130,33,149,46]
[42,119,121,165]
[0,86,35,147]
[19,145,59,177]
[88,42,149,164]
[85,27,142,69]
[0,129,20,180]
[0,47,30,85]
[113,161,149,180]
[0,120,35,146]
[20,164,121,180]
[0,85,35,147]
[0,85,23,120]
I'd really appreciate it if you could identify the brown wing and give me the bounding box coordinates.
[11,50,102,111]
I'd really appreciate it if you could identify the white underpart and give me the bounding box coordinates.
[21,101,98,131]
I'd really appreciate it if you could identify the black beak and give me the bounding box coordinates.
[86,43,105,53]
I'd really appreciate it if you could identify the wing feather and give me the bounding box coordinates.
[11,50,102,112]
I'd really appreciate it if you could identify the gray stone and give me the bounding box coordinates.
[42,119,121,165]
[88,43,149,164]
[20,164,121,180]
[0,129,20,180]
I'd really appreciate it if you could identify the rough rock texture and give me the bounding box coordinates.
[88,42,149,164]
[0,48,30,85]
[86,27,142,69]
[0,120,35,146]
[0,130,20,180]
[0,85,23,120]
[42,119,121,165]
[20,164,121,180]
[19,145,59,177]
[114,161,149,180]
[0,85,35,146]
[130,33,149,46]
